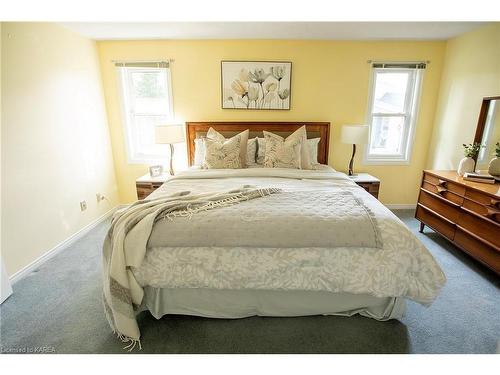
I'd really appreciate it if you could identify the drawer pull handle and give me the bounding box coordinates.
[484,206,500,218]
[437,179,447,187]
[436,185,447,194]
[490,199,500,208]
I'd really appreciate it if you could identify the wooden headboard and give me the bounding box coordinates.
[186,121,330,166]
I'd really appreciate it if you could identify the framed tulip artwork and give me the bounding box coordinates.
[221,61,292,110]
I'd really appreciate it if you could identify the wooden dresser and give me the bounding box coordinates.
[416,170,500,274]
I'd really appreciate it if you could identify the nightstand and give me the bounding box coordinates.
[136,173,170,200]
[349,173,380,199]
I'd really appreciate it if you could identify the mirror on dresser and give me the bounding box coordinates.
[474,96,500,172]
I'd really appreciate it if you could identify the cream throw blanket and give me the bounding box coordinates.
[102,187,281,350]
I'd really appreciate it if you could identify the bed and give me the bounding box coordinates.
[102,121,446,349]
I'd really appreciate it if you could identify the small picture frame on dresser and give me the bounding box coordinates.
[149,165,163,177]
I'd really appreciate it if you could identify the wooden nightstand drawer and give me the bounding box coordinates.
[357,182,379,193]
[136,183,154,200]
[136,173,170,200]
[350,173,380,199]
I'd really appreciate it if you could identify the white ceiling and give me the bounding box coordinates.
[60,22,485,41]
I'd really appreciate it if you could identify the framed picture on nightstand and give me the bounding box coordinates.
[149,165,163,177]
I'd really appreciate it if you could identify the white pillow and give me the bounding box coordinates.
[256,137,266,165]
[207,128,249,167]
[246,137,258,166]
[193,138,206,166]
[263,131,302,169]
[194,137,256,167]
[307,138,320,164]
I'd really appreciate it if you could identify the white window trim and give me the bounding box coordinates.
[363,67,424,166]
[117,66,174,165]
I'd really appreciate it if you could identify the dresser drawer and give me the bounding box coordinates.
[457,209,500,248]
[462,198,500,224]
[416,204,456,241]
[421,181,464,206]
[465,188,500,206]
[423,173,466,197]
[455,226,500,274]
[418,189,461,222]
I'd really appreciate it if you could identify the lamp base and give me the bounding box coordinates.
[348,144,356,176]
[169,143,175,176]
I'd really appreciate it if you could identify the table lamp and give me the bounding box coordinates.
[155,124,185,175]
[341,124,368,176]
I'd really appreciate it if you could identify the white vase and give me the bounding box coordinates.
[488,157,500,176]
[457,157,475,176]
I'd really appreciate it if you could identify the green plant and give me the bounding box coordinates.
[462,143,482,158]
[495,142,500,158]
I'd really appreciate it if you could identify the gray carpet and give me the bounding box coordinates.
[0,210,498,354]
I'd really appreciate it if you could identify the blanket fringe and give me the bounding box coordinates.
[116,332,142,352]
[162,187,281,221]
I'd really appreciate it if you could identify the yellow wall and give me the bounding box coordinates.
[1,23,120,276]
[98,39,446,205]
[427,23,500,170]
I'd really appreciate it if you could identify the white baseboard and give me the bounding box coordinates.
[9,207,117,285]
[384,204,417,210]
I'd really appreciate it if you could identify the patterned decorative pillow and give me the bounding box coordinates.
[261,126,312,169]
[194,137,256,167]
[257,136,320,166]
[207,128,249,166]
[203,136,242,169]
[263,131,302,169]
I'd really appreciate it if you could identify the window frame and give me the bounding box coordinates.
[363,66,424,165]
[118,65,174,165]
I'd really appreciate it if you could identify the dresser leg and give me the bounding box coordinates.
[419,222,425,233]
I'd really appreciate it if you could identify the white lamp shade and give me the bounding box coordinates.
[155,125,185,144]
[341,125,368,145]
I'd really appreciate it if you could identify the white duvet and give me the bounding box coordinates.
[132,166,446,305]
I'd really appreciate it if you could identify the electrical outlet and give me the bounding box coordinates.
[80,201,87,211]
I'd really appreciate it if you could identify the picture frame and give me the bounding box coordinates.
[149,165,163,177]
[221,60,292,110]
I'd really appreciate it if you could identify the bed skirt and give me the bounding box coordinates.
[139,287,406,321]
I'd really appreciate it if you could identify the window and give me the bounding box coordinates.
[118,62,174,164]
[364,63,425,164]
